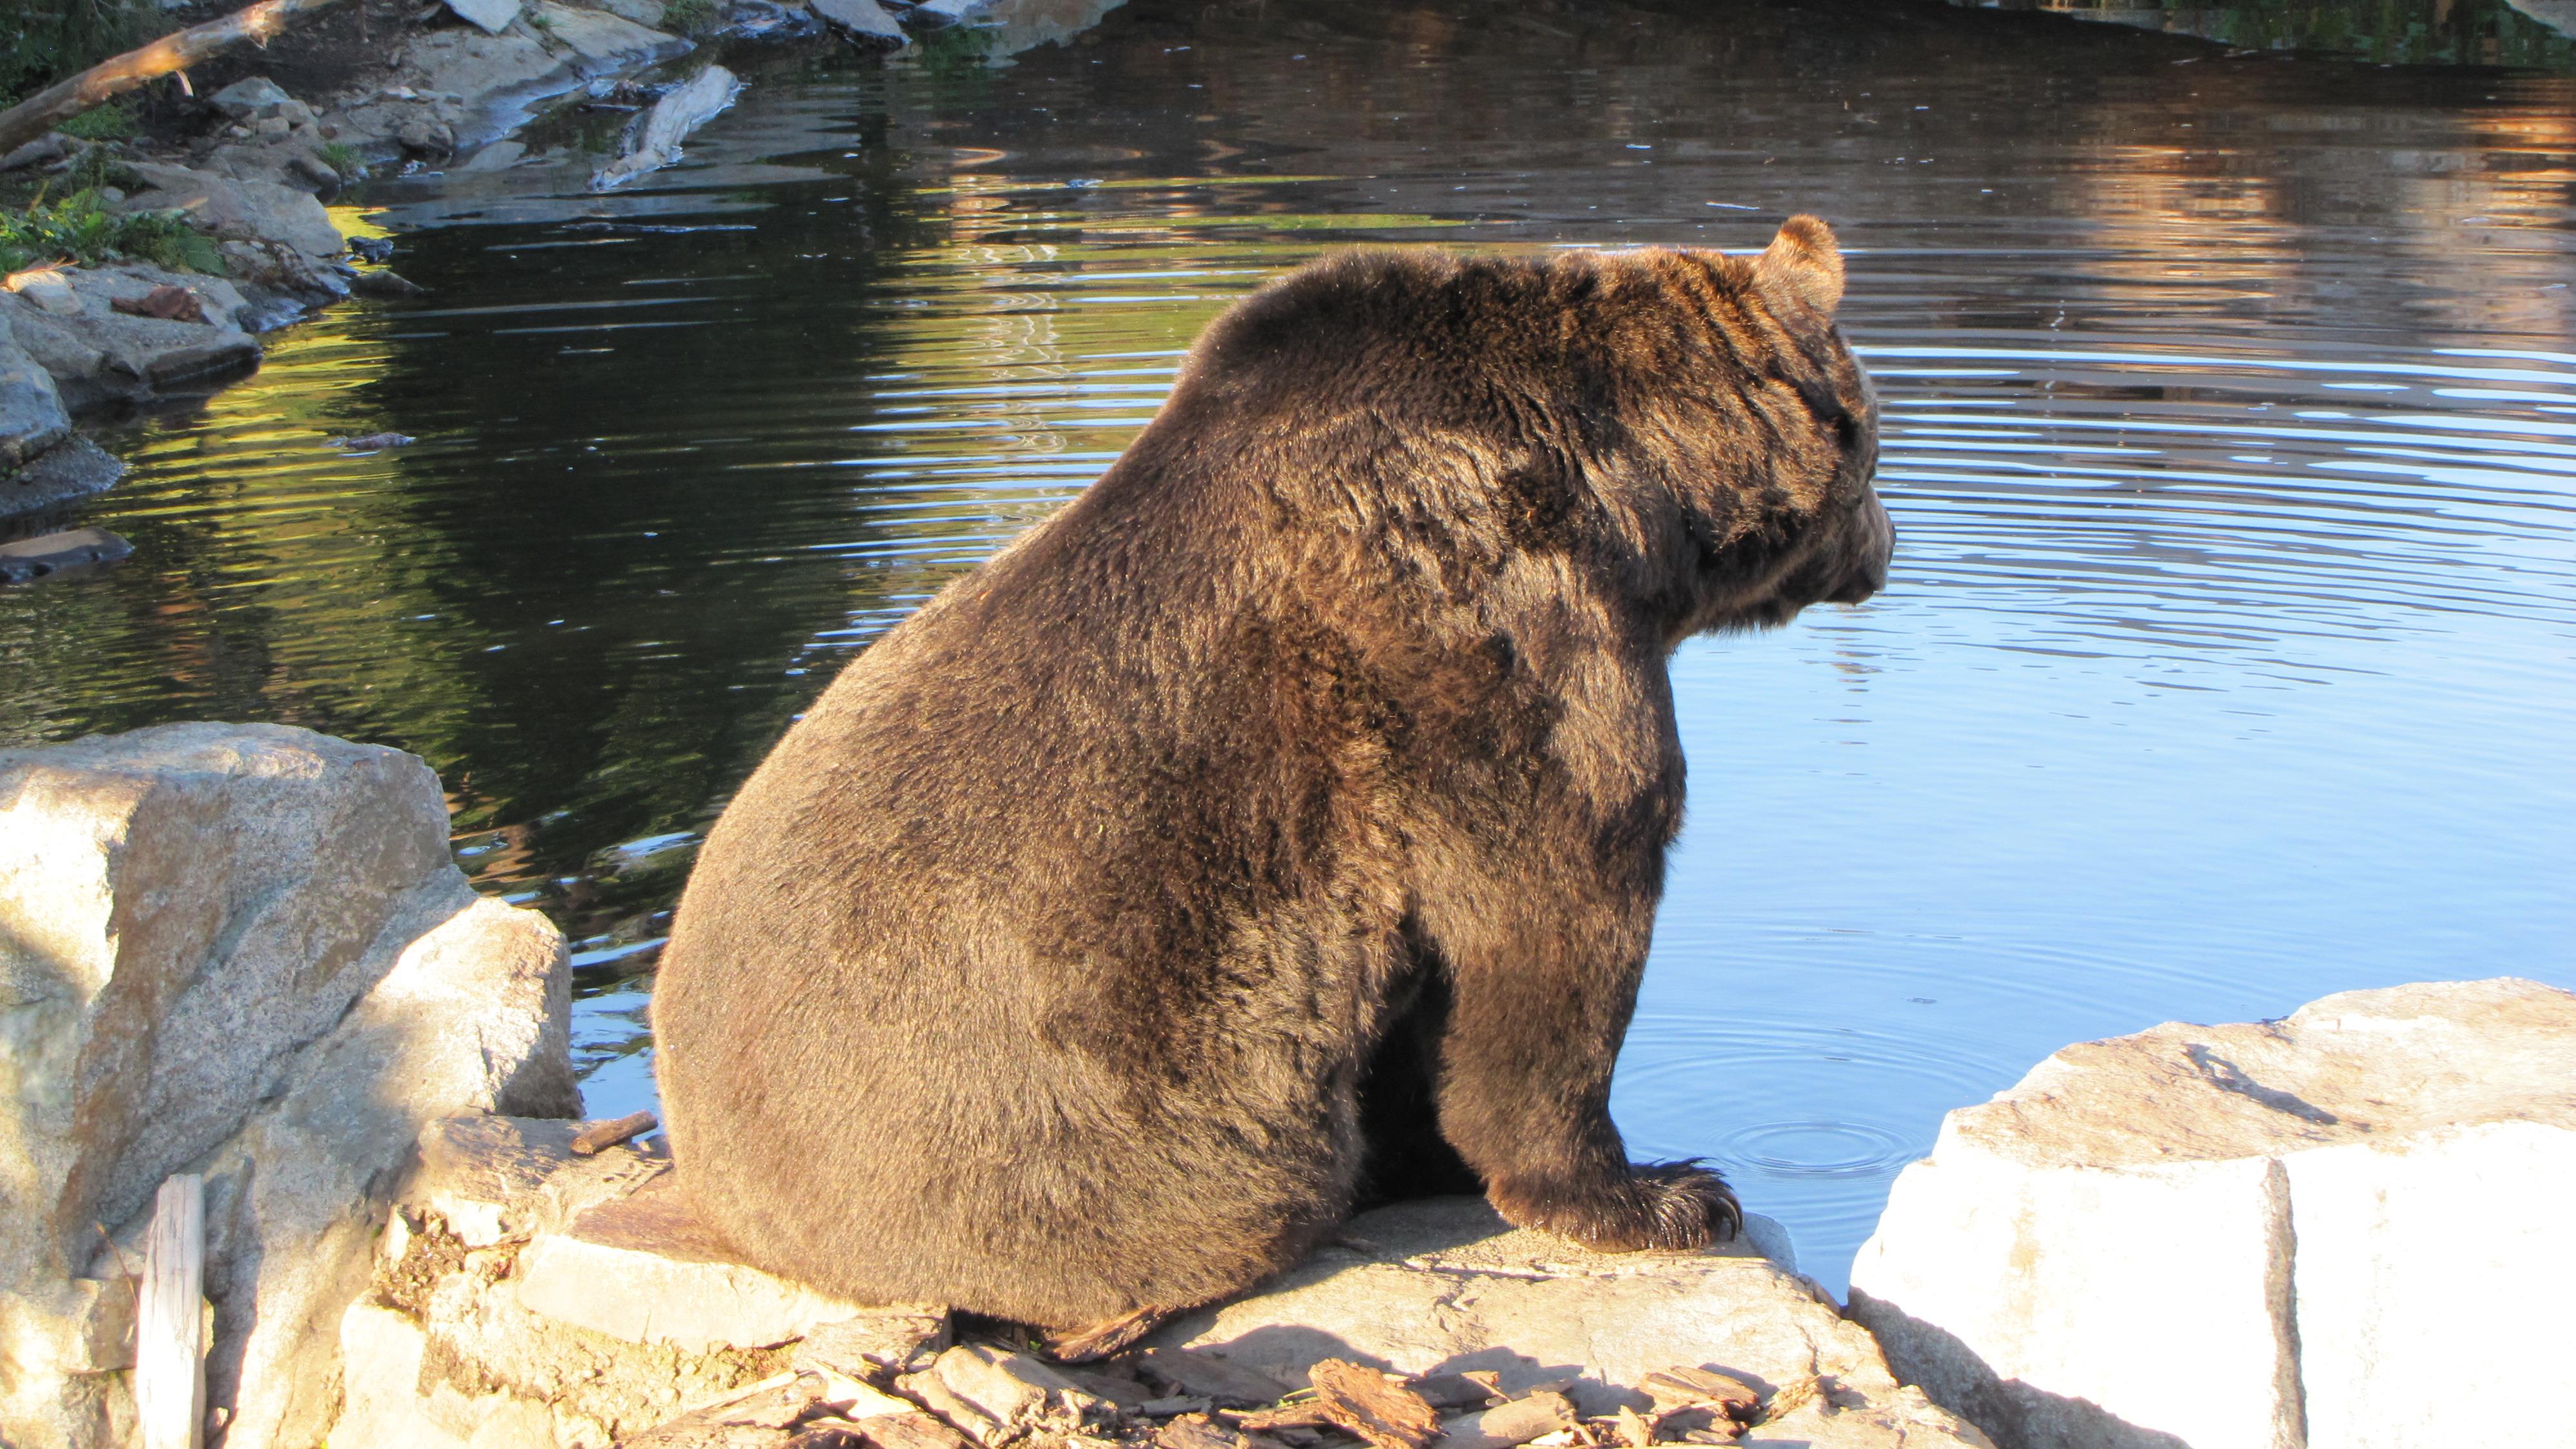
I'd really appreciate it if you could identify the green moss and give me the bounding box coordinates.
[0,187,223,275]
[659,0,715,36]
[318,140,364,179]
[57,98,139,139]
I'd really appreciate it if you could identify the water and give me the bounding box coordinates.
[6,0,2572,1296]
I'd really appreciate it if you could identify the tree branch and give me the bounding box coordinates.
[0,0,350,158]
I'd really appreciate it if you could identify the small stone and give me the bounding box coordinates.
[208,75,293,121]
[5,268,82,316]
[808,0,906,42]
[444,0,522,31]
[278,99,316,126]
[254,115,292,137]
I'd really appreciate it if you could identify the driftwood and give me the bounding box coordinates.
[0,0,350,156]
[134,1175,205,1449]
[1636,1368,1759,1422]
[572,1109,659,1155]
[1307,1361,1440,1449]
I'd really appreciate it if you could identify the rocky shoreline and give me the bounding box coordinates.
[5,720,2571,1449]
[0,0,967,559]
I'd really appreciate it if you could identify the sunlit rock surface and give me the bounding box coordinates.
[1159,1198,1993,1449]
[0,724,576,1449]
[1848,978,2576,1449]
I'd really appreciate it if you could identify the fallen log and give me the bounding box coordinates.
[571,1109,659,1155]
[0,0,350,156]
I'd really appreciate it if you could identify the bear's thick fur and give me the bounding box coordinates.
[654,218,1891,1354]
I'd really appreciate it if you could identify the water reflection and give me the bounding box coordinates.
[4,0,2570,1294]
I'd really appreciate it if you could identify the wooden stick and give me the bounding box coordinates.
[135,1174,206,1449]
[570,1109,658,1155]
[0,0,351,156]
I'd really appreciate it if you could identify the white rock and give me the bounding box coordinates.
[0,723,577,1449]
[1155,1198,1991,1449]
[1848,978,2576,1449]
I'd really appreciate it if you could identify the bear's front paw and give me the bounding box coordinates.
[1493,1160,1742,1253]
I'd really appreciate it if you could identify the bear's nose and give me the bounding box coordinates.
[1822,493,1893,604]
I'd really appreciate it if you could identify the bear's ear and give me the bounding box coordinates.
[1756,214,1843,317]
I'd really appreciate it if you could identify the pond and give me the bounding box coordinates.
[5,0,2571,1296]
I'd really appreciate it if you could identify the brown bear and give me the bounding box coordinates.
[653,216,1891,1357]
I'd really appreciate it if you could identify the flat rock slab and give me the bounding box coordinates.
[0,527,131,583]
[1849,978,2576,1449]
[1155,1198,1991,1448]
[517,1175,924,1354]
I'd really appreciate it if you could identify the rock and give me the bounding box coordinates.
[516,1175,911,1354]
[0,316,70,468]
[0,435,124,518]
[897,1345,1113,1444]
[807,0,907,43]
[118,161,345,258]
[0,723,578,1449]
[2505,0,2576,39]
[5,269,83,317]
[409,1113,663,1247]
[0,527,131,583]
[1847,978,2576,1449]
[1154,1198,1989,1449]
[337,3,690,161]
[594,64,741,191]
[398,118,457,155]
[446,0,524,33]
[6,264,263,411]
[207,75,294,121]
[0,133,73,173]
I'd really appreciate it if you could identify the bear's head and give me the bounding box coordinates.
[1177,220,1891,644]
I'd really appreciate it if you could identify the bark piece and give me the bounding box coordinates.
[1439,1392,1577,1449]
[1636,1370,1758,1421]
[1309,1359,1440,1449]
[1406,1375,1499,1412]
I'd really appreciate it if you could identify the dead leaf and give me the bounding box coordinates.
[110,285,206,323]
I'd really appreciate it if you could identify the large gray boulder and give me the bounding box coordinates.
[0,723,578,1449]
[1848,978,2576,1449]
[1156,1198,1993,1449]
[120,162,345,259]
